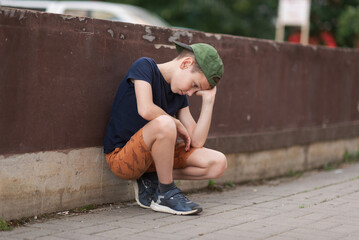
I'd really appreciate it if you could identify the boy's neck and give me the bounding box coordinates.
[157,60,177,85]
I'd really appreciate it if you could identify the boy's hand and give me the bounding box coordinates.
[174,119,191,151]
[195,86,216,103]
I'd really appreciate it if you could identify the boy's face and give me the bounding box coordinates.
[171,57,210,96]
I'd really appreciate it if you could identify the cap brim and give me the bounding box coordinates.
[174,41,193,53]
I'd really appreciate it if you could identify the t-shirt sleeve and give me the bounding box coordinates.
[126,58,154,85]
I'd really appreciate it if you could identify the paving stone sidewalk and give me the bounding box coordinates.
[1,162,359,240]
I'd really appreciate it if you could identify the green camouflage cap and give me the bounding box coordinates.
[174,41,224,88]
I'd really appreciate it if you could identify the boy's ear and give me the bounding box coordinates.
[179,57,194,69]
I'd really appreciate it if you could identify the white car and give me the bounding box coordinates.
[0,0,170,27]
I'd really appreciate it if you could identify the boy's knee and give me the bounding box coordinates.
[152,115,176,138]
[209,151,227,179]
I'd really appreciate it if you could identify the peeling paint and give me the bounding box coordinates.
[154,44,175,50]
[9,9,15,18]
[247,115,251,121]
[205,33,222,40]
[19,11,26,21]
[272,42,280,52]
[168,30,193,43]
[78,17,86,22]
[119,34,125,40]
[252,45,259,52]
[61,16,74,20]
[142,26,155,42]
[2,9,8,17]
[311,46,318,51]
[107,29,114,38]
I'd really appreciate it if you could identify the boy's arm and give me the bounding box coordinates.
[134,80,191,150]
[178,87,216,148]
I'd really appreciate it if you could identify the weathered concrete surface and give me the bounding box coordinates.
[1,137,358,220]
[1,162,359,240]
[179,137,359,191]
[0,147,133,220]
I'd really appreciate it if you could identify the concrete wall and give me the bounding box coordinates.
[1,8,359,220]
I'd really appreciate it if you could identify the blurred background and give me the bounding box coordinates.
[104,0,359,48]
[2,0,359,48]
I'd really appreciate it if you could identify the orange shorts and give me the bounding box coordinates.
[105,128,197,180]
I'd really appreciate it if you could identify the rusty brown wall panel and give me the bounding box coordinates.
[1,8,359,155]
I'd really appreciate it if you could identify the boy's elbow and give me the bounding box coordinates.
[191,139,205,148]
[138,108,151,120]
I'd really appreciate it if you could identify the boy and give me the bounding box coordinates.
[104,41,227,215]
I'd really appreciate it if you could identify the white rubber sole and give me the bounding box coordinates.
[150,201,200,215]
[132,180,150,209]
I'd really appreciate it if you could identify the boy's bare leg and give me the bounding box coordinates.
[173,148,227,180]
[141,115,225,215]
[142,115,203,215]
[142,115,227,182]
[142,115,177,184]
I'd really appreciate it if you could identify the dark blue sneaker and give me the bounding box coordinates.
[132,173,158,209]
[150,187,202,215]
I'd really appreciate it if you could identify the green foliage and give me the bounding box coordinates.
[103,0,278,40]
[73,204,97,213]
[207,179,223,191]
[208,179,216,187]
[224,181,235,188]
[287,169,303,178]
[0,218,11,231]
[344,150,359,163]
[208,179,235,191]
[337,6,359,47]
[305,0,359,47]
[323,162,335,171]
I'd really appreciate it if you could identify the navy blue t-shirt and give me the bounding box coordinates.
[103,57,189,154]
